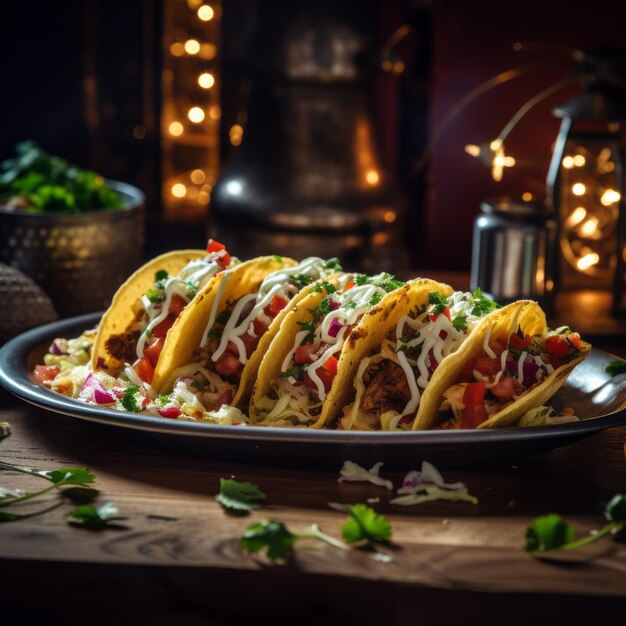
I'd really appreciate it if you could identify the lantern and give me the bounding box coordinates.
[546,52,626,314]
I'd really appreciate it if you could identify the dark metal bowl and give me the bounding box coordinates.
[0,180,145,317]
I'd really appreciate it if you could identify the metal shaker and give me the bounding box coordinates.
[470,197,555,305]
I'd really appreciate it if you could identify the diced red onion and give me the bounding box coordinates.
[97,356,105,368]
[328,317,343,338]
[49,340,68,356]
[81,373,115,404]
[175,376,193,385]
[94,388,116,404]
[506,359,540,387]
[428,348,438,370]
[217,389,233,406]
[329,299,340,311]
[439,330,448,340]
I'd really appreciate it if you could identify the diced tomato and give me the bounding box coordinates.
[152,316,174,339]
[214,352,242,377]
[33,365,60,386]
[142,397,151,409]
[569,333,583,350]
[226,340,240,356]
[460,358,477,382]
[133,356,154,384]
[206,239,226,254]
[323,355,339,375]
[143,337,164,367]
[216,251,231,269]
[490,375,517,400]
[343,281,356,291]
[509,332,532,351]
[264,295,288,318]
[303,367,335,393]
[462,381,485,407]
[169,295,187,318]
[295,343,315,364]
[544,335,570,359]
[241,332,259,358]
[429,306,450,322]
[252,317,269,337]
[158,407,181,419]
[460,404,489,429]
[473,357,502,378]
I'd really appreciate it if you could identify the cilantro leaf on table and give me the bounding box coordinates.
[240,520,297,562]
[341,504,392,544]
[605,360,626,377]
[216,478,266,514]
[525,513,576,552]
[42,467,96,486]
[67,501,125,530]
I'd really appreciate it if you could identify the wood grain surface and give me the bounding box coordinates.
[1,397,626,623]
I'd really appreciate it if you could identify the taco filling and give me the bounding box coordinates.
[340,289,499,431]
[253,273,405,426]
[439,325,586,429]
[117,240,238,385]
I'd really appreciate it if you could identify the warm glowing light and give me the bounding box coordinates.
[188,107,205,123]
[384,211,396,223]
[198,190,210,204]
[208,105,221,120]
[572,183,586,196]
[169,121,184,136]
[229,124,243,146]
[197,4,214,20]
[170,43,185,57]
[522,192,533,201]
[601,189,621,206]
[199,43,217,60]
[569,206,587,226]
[573,154,586,167]
[464,144,481,157]
[580,217,599,237]
[365,170,380,185]
[490,145,514,182]
[198,73,215,89]
[577,252,600,271]
[490,139,502,151]
[172,183,187,198]
[187,0,202,8]
[373,232,390,246]
[562,156,574,169]
[190,169,206,184]
[184,39,200,55]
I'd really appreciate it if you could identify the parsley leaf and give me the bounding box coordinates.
[525,513,576,552]
[154,269,169,282]
[341,504,392,544]
[121,385,141,412]
[240,520,297,562]
[67,501,125,530]
[452,315,468,331]
[215,478,266,514]
[606,360,626,377]
[471,288,499,317]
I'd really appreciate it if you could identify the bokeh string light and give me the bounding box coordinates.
[161,0,222,220]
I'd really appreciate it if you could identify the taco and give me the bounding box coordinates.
[91,240,238,377]
[412,300,591,430]
[148,255,344,412]
[249,272,410,428]
[338,286,501,431]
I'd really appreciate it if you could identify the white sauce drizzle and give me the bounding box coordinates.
[517,350,528,382]
[483,325,497,358]
[199,272,231,348]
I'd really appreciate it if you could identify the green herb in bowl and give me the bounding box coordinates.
[0,140,123,213]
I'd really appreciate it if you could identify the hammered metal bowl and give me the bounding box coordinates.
[0,180,145,317]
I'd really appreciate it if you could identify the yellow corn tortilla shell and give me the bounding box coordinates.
[412,300,591,430]
[249,277,453,429]
[152,256,297,398]
[91,249,206,374]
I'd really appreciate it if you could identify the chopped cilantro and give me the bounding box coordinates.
[471,288,499,317]
[216,310,231,325]
[121,385,141,412]
[67,501,125,530]
[341,504,392,544]
[186,281,199,299]
[369,292,382,307]
[428,292,448,315]
[272,254,282,262]
[144,328,152,338]
[324,258,343,271]
[296,320,316,343]
[146,287,164,304]
[240,520,298,562]
[280,364,308,380]
[344,301,357,310]
[216,478,266,514]
[292,274,314,287]
[452,315,468,331]
[355,275,368,286]
[312,281,336,295]
[154,269,169,282]
[606,360,626,377]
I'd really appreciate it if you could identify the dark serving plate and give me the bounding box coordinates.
[1,313,626,468]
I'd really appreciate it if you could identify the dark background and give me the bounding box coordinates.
[2,0,626,270]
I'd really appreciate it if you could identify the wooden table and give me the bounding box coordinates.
[1,396,625,624]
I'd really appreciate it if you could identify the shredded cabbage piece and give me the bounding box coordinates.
[518,405,579,427]
[337,461,393,490]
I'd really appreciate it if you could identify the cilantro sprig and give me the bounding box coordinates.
[470,288,499,317]
[67,501,126,530]
[525,494,626,553]
[341,504,392,545]
[216,478,266,514]
[121,385,141,412]
[606,360,626,377]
